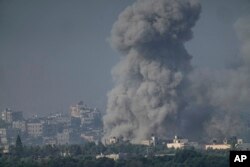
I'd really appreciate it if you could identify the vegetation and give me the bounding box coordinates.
[0,143,229,167]
[15,135,23,157]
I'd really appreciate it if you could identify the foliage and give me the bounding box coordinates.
[0,144,229,167]
[15,135,23,157]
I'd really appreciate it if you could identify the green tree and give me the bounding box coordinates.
[15,134,23,157]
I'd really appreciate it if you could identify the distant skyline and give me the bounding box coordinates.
[0,0,249,117]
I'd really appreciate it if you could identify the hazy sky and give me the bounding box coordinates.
[0,0,249,117]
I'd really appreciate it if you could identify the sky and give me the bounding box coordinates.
[0,0,249,117]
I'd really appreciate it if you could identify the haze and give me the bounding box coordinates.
[0,0,249,117]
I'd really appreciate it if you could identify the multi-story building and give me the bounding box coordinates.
[56,129,70,145]
[0,128,9,153]
[27,122,43,137]
[1,108,23,123]
[12,121,26,133]
[0,128,8,145]
[69,101,86,118]
[141,136,157,146]
[70,101,101,125]
[47,113,71,126]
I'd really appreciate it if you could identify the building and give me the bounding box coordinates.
[43,137,57,146]
[27,122,43,137]
[1,145,9,154]
[141,136,157,146]
[0,128,9,153]
[56,129,70,145]
[166,136,190,149]
[47,113,71,126]
[105,137,119,145]
[43,123,64,137]
[81,134,95,142]
[96,153,127,160]
[1,108,23,123]
[69,101,87,118]
[205,138,231,150]
[205,143,231,150]
[234,139,250,150]
[12,121,26,133]
[69,101,101,126]
[0,128,8,145]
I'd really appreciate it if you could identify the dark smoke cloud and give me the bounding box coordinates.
[103,0,201,143]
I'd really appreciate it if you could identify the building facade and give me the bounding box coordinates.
[27,122,43,137]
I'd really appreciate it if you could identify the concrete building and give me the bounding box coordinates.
[1,108,23,123]
[56,129,70,145]
[205,139,231,150]
[81,134,95,142]
[141,136,157,146]
[69,101,87,118]
[12,121,26,133]
[0,128,9,154]
[43,137,57,146]
[69,101,101,126]
[47,113,71,126]
[105,137,119,145]
[96,153,127,160]
[27,122,43,137]
[235,139,250,150]
[166,136,190,149]
[205,144,231,150]
[0,128,8,145]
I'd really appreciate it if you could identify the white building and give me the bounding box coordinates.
[69,101,101,125]
[205,139,231,150]
[96,153,127,160]
[205,144,231,150]
[12,121,26,133]
[0,128,9,153]
[105,137,119,145]
[166,136,190,149]
[1,108,23,123]
[27,122,43,137]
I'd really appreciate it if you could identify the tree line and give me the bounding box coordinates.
[0,135,229,167]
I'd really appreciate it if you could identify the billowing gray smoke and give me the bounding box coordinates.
[103,0,250,143]
[185,16,250,140]
[103,0,201,143]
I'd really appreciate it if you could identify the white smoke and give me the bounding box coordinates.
[103,0,201,143]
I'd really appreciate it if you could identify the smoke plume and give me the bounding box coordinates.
[103,0,250,143]
[185,16,250,140]
[103,0,201,142]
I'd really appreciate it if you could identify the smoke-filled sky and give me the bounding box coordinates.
[0,0,249,119]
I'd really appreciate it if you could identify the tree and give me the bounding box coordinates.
[15,134,23,157]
